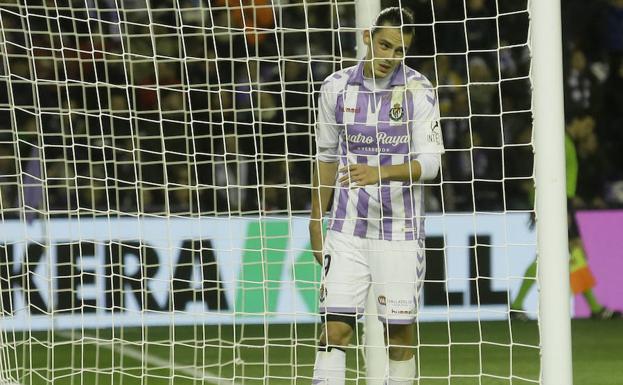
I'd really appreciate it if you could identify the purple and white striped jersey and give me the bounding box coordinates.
[315,62,445,241]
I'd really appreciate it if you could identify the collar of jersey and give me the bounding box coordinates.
[347,61,406,87]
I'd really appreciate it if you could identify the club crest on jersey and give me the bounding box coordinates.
[389,103,404,121]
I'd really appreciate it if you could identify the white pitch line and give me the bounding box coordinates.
[57,331,244,385]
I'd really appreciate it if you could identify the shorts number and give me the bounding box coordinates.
[323,254,332,277]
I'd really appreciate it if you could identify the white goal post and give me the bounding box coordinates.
[0,0,571,384]
[530,0,573,383]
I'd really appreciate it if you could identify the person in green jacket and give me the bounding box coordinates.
[510,115,621,320]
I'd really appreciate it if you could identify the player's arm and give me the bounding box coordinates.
[309,78,340,264]
[309,161,338,264]
[380,160,423,181]
[338,156,439,185]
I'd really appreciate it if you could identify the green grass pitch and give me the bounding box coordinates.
[9,319,622,385]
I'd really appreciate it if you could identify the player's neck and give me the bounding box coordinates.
[362,61,394,82]
[363,61,374,78]
[362,63,392,91]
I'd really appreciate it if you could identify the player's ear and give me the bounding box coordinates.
[363,29,371,46]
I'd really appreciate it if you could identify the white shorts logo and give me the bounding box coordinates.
[319,284,327,303]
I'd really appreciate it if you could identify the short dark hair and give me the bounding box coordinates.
[371,7,415,37]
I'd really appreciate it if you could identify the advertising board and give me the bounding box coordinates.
[0,214,537,330]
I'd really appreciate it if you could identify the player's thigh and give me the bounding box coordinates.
[319,230,370,315]
[367,239,425,324]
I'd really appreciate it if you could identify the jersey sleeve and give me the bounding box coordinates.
[409,81,445,155]
[315,79,341,163]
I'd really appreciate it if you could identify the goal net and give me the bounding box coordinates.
[0,0,540,384]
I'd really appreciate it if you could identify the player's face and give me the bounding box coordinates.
[363,26,413,78]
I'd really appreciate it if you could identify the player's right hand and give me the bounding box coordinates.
[308,220,324,264]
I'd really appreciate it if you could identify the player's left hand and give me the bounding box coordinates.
[338,164,381,186]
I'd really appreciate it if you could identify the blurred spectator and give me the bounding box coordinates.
[466,0,497,51]
[604,0,623,58]
[137,64,181,111]
[213,0,277,57]
[604,57,623,122]
[0,140,18,217]
[468,56,499,115]
[1,0,622,220]
[436,55,465,117]
[562,0,606,61]
[603,57,623,181]
[565,48,602,117]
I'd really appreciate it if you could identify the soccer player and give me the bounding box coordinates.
[510,115,621,320]
[308,7,444,384]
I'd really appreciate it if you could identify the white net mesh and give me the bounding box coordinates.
[0,0,539,384]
